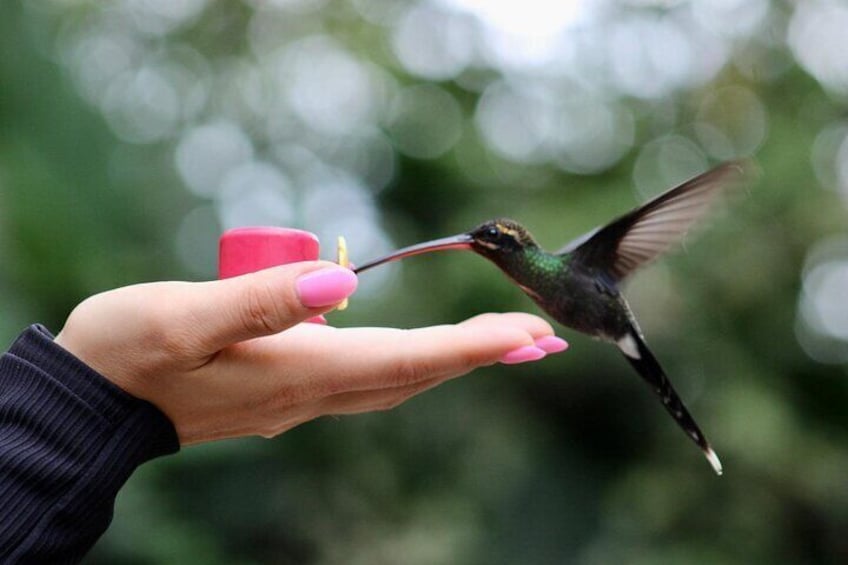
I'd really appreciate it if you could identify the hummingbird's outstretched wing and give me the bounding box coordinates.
[559,160,752,282]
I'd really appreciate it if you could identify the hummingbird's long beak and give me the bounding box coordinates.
[353,233,474,274]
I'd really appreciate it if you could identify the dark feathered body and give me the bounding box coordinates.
[354,161,754,474]
[478,244,632,339]
[479,236,714,455]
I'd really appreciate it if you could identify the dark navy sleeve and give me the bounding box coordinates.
[0,325,180,563]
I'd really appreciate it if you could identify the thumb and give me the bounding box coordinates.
[190,261,357,353]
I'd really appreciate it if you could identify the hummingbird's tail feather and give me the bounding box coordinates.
[616,331,723,475]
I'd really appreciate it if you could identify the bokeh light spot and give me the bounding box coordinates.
[103,64,188,144]
[474,81,551,164]
[633,135,708,199]
[788,0,848,95]
[123,0,209,36]
[551,95,634,174]
[388,84,463,160]
[283,36,380,136]
[175,121,254,197]
[608,15,693,99]
[692,0,769,38]
[695,86,767,159]
[797,236,848,363]
[391,4,474,81]
[802,260,848,341]
[216,162,294,230]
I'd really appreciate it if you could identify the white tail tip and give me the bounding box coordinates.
[705,447,723,476]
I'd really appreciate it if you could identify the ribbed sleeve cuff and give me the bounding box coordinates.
[0,324,180,562]
[5,324,180,459]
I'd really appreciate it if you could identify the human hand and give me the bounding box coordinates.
[54,261,567,445]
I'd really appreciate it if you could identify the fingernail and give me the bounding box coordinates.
[500,345,547,365]
[296,267,358,308]
[534,336,569,354]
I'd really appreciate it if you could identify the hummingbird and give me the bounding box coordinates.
[354,161,754,475]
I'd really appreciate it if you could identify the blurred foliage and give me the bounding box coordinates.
[2,0,848,563]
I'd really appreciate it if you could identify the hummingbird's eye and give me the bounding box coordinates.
[487,227,499,238]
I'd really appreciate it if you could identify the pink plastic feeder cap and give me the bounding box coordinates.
[218,227,325,324]
[219,227,320,278]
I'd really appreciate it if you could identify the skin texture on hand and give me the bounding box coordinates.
[54,260,565,446]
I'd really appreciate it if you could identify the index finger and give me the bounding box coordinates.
[249,314,562,397]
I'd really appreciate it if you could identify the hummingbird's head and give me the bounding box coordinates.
[468,219,538,258]
[353,218,537,274]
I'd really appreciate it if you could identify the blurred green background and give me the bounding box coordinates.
[2,0,848,563]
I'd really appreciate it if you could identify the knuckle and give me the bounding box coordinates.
[458,348,487,369]
[239,280,292,336]
[259,425,285,439]
[259,424,291,439]
[264,386,301,413]
[387,357,429,387]
[258,428,276,439]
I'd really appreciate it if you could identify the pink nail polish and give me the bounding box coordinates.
[296,268,358,308]
[534,336,569,354]
[500,345,547,365]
